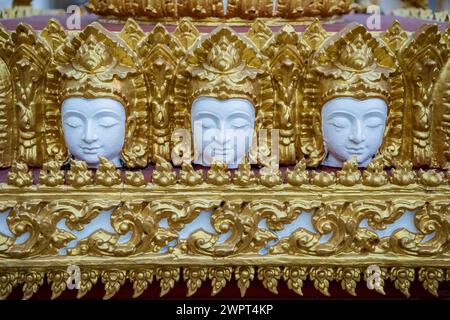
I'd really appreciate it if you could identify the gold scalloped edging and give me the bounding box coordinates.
[0,265,449,300]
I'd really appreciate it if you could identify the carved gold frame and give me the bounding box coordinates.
[0,18,450,299]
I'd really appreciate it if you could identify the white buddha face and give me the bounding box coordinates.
[61,97,126,168]
[191,97,255,168]
[321,97,388,168]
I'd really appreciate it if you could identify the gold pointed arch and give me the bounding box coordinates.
[44,22,149,168]
[173,25,274,163]
[300,23,402,167]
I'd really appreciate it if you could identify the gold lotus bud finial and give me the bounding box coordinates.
[234,156,257,186]
[67,159,93,188]
[363,157,388,187]
[124,171,146,187]
[179,162,204,186]
[311,170,336,187]
[7,161,33,187]
[259,159,282,187]
[337,157,362,186]
[418,169,445,187]
[152,155,177,186]
[39,161,64,187]
[207,160,231,186]
[287,159,309,186]
[390,160,416,186]
[96,156,122,187]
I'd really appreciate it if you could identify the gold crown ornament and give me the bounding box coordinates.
[300,23,402,167]
[44,22,149,168]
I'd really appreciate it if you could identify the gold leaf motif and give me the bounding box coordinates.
[179,162,204,186]
[7,161,33,187]
[362,157,388,187]
[124,170,146,187]
[363,266,387,295]
[47,270,69,300]
[259,161,282,187]
[207,161,231,186]
[337,157,362,186]
[39,161,64,187]
[101,269,126,300]
[257,266,281,295]
[309,267,334,296]
[282,266,307,296]
[418,267,444,297]
[390,161,416,186]
[152,155,176,186]
[235,266,254,298]
[311,171,335,187]
[183,267,207,297]
[67,160,93,188]
[302,18,328,52]
[77,269,99,299]
[0,271,20,300]
[336,267,361,296]
[96,157,122,187]
[234,156,257,186]
[40,19,67,52]
[156,267,180,297]
[174,18,200,50]
[390,267,415,298]
[287,159,309,186]
[21,270,44,300]
[129,269,154,298]
[118,19,144,50]
[381,20,408,53]
[418,169,444,187]
[208,267,232,296]
[247,19,272,49]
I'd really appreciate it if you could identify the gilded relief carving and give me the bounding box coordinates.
[0,18,449,300]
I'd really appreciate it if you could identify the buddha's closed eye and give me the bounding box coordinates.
[327,118,350,129]
[365,117,384,128]
[64,117,83,128]
[200,118,216,129]
[230,118,250,129]
[98,116,120,128]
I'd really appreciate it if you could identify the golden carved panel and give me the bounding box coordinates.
[0,19,449,299]
[0,19,449,168]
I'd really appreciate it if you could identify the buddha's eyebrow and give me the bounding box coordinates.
[325,111,355,121]
[194,112,220,119]
[226,111,252,121]
[93,110,123,118]
[62,110,86,118]
[363,111,387,119]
